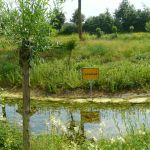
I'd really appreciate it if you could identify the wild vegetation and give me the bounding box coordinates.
[0,32,150,94]
[0,0,150,149]
[0,119,150,150]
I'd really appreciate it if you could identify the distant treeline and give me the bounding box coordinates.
[61,0,150,34]
[1,0,150,35]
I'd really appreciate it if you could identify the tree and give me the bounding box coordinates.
[49,0,65,31]
[2,0,58,149]
[70,9,85,26]
[83,10,114,34]
[49,8,65,31]
[70,2,85,40]
[115,0,136,31]
[78,0,82,40]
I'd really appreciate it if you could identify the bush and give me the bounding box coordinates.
[145,21,150,32]
[112,25,118,33]
[96,28,104,38]
[60,23,78,35]
[112,26,118,38]
[129,26,134,33]
[0,122,22,150]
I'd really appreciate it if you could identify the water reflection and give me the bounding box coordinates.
[1,101,150,139]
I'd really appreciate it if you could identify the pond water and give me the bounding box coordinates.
[0,100,150,139]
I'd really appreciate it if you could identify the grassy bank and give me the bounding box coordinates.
[0,121,150,150]
[0,32,150,93]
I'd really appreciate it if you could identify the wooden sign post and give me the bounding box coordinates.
[81,68,99,99]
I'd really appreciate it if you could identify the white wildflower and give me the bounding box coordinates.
[74,126,79,133]
[93,136,97,142]
[61,125,67,133]
[98,128,103,134]
[99,122,106,128]
[117,136,125,143]
[111,138,115,144]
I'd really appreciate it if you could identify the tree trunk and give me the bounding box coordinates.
[78,0,82,40]
[19,39,31,150]
[22,61,30,150]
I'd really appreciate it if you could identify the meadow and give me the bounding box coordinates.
[0,120,150,150]
[0,32,150,94]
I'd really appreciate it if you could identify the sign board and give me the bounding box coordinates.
[81,111,100,123]
[82,68,99,80]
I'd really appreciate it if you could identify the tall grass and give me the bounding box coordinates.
[0,119,150,150]
[0,32,150,93]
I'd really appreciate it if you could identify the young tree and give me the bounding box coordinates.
[2,0,63,149]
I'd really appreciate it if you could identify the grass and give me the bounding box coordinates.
[0,32,150,93]
[0,120,150,150]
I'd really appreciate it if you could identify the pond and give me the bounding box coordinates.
[0,99,150,139]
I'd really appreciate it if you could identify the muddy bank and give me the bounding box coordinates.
[1,88,150,104]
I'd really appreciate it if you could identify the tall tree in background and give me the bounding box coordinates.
[83,10,114,34]
[49,0,65,31]
[115,0,136,31]
[70,9,85,26]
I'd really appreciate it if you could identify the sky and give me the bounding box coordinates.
[62,0,150,22]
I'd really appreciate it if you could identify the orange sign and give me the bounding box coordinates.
[82,68,99,80]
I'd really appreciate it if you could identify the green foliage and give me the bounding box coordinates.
[112,26,118,38]
[1,121,150,150]
[145,21,150,32]
[65,39,76,51]
[61,23,78,35]
[115,0,150,32]
[112,26,118,33]
[2,0,54,54]
[96,28,104,38]
[83,10,114,34]
[0,122,22,150]
[129,25,134,32]
[70,9,85,25]
[49,0,65,31]
[0,32,150,93]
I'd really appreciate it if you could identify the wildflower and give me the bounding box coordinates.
[87,130,92,136]
[111,138,115,144]
[74,126,79,133]
[99,122,106,128]
[89,143,95,148]
[98,128,103,134]
[93,136,97,142]
[61,125,67,133]
[117,136,125,143]
[139,130,146,135]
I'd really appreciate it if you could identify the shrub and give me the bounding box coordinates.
[112,26,118,38]
[96,28,104,38]
[129,26,134,33]
[0,122,22,150]
[60,23,78,35]
[112,25,118,33]
[145,21,150,32]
